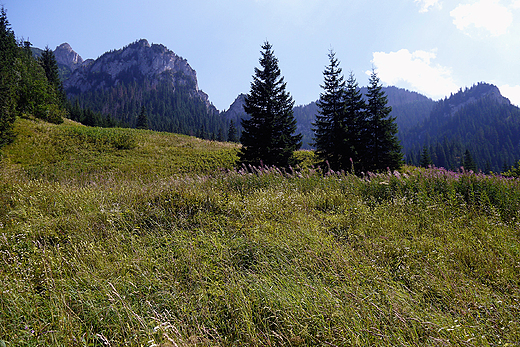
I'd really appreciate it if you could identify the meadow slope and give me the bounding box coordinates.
[1,119,519,346]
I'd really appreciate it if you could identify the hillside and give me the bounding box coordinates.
[1,119,519,346]
[61,40,227,137]
[1,118,239,179]
[403,83,520,171]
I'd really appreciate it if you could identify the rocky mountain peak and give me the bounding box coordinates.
[444,82,510,116]
[54,43,83,71]
[63,39,215,113]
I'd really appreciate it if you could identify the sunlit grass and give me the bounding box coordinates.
[0,119,519,346]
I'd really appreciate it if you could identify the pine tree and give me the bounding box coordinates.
[39,46,66,105]
[419,146,433,168]
[0,6,17,148]
[344,71,367,173]
[240,41,302,167]
[14,39,65,124]
[313,50,347,171]
[365,70,402,172]
[136,106,148,129]
[462,149,477,172]
[216,127,224,142]
[227,120,238,143]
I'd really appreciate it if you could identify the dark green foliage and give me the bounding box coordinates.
[313,51,348,171]
[294,87,434,151]
[364,70,403,172]
[503,160,520,177]
[404,83,520,172]
[239,41,302,167]
[136,106,148,129]
[462,149,477,172]
[0,7,17,149]
[39,46,66,106]
[227,120,238,143]
[0,6,65,143]
[67,100,120,128]
[419,146,432,168]
[68,76,223,137]
[216,127,224,142]
[293,101,317,149]
[14,44,65,124]
[344,71,367,173]
[313,57,401,174]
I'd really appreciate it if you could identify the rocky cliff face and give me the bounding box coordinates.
[63,39,213,110]
[54,43,84,71]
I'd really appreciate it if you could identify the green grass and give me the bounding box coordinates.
[1,118,239,180]
[0,119,519,346]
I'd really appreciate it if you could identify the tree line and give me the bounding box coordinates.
[0,7,66,150]
[239,43,402,173]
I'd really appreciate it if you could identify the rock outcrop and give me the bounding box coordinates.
[54,43,84,71]
[62,39,215,112]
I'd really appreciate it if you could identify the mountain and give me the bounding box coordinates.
[54,43,87,80]
[221,94,247,140]
[62,39,226,137]
[403,82,520,172]
[371,86,435,133]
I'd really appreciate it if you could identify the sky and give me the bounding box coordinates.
[3,0,520,110]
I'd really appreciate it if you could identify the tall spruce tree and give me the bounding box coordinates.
[227,120,238,143]
[240,41,301,167]
[419,146,433,168]
[365,70,402,172]
[313,50,348,171]
[462,149,477,172]
[39,46,66,105]
[0,6,17,148]
[136,106,149,129]
[344,71,367,173]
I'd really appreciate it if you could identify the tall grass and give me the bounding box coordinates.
[0,119,519,346]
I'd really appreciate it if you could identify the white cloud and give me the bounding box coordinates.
[511,0,520,8]
[414,0,442,12]
[450,0,513,36]
[499,84,520,106]
[368,49,459,99]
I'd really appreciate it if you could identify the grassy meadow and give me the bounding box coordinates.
[1,118,519,346]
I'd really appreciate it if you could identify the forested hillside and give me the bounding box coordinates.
[404,83,520,172]
[63,40,229,139]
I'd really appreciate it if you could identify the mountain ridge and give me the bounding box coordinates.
[60,40,223,135]
[63,39,214,111]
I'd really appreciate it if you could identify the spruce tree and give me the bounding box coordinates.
[313,50,347,171]
[240,41,301,167]
[0,6,17,148]
[136,106,148,129]
[344,71,366,173]
[39,46,66,105]
[216,127,224,142]
[227,120,238,143]
[365,70,402,172]
[462,149,476,172]
[419,146,433,168]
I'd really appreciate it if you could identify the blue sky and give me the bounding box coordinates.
[3,0,520,110]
